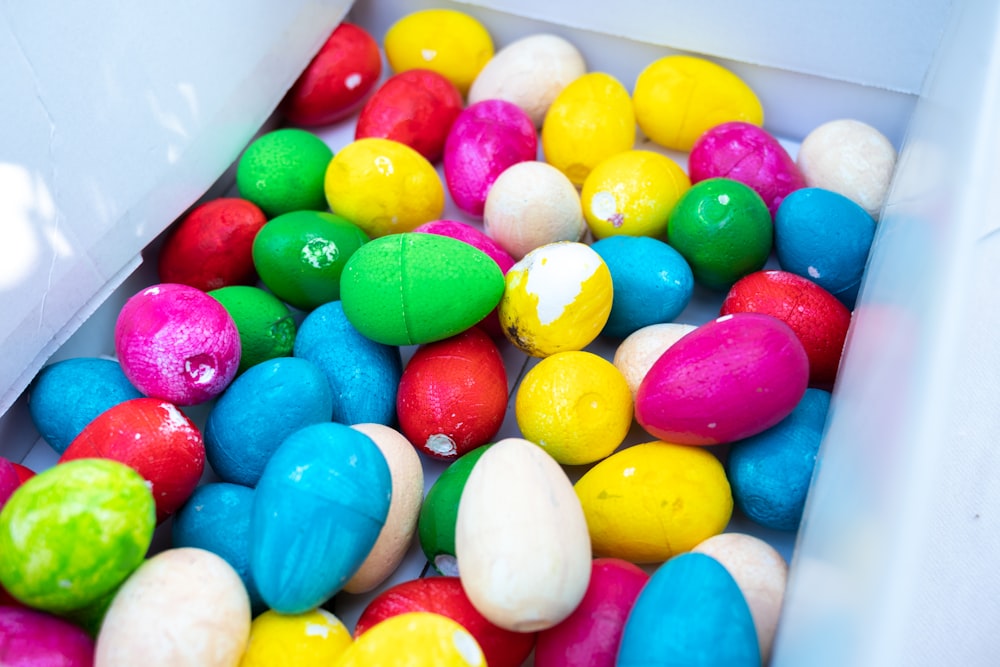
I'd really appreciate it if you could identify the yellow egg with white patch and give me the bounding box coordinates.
[334,612,485,667]
[240,608,353,667]
[499,241,613,357]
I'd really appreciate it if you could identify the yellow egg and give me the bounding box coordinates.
[499,241,613,357]
[541,72,636,187]
[334,612,485,667]
[384,9,494,96]
[515,351,633,465]
[240,609,353,667]
[324,138,445,238]
[574,441,733,564]
[582,149,691,239]
[633,54,764,152]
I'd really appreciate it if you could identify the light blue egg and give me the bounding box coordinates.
[726,387,831,531]
[293,300,402,425]
[250,422,392,614]
[618,552,759,667]
[774,187,876,309]
[27,357,143,454]
[171,482,264,614]
[204,356,333,487]
[592,235,695,339]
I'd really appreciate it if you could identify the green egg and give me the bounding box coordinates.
[209,284,297,373]
[0,458,156,614]
[236,127,334,217]
[340,232,505,346]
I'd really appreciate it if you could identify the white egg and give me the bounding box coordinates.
[613,322,697,397]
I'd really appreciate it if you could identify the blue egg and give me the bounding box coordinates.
[171,482,265,613]
[293,300,402,425]
[618,552,759,667]
[727,388,831,531]
[774,187,876,309]
[27,357,143,454]
[250,422,391,613]
[204,356,333,486]
[592,235,695,339]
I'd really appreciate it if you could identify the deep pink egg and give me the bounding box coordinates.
[635,312,809,445]
[0,456,21,510]
[0,606,95,666]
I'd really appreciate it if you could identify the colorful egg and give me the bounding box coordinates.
[282,22,383,127]
[115,283,241,406]
[293,300,402,425]
[721,270,852,387]
[417,444,492,575]
[0,606,95,666]
[339,232,506,346]
[27,356,142,455]
[443,99,538,218]
[456,438,591,632]
[612,322,698,398]
[542,72,635,186]
[171,482,263,613]
[397,328,508,460]
[534,558,649,667]
[617,553,760,667]
[774,186,877,308]
[338,612,486,667]
[157,197,268,292]
[635,312,809,445]
[236,128,333,218]
[383,8,495,95]
[240,608,353,667]
[499,241,613,357]
[482,160,586,260]
[251,210,370,311]
[204,356,333,486]
[591,235,695,339]
[354,576,535,667]
[324,137,445,237]
[59,397,205,522]
[666,178,773,291]
[581,150,691,239]
[468,33,587,128]
[727,388,831,531]
[250,422,391,613]
[0,458,155,614]
[95,548,251,667]
[0,456,20,509]
[208,285,297,374]
[689,121,805,217]
[574,441,732,563]
[356,68,464,163]
[344,423,425,594]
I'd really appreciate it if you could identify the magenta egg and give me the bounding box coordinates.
[443,99,538,218]
[115,283,241,406]
[635,312,809,445]
[0,606,95,666]
[688,121,805,216]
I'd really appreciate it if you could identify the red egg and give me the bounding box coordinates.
[355,69,464,163]
[535,558,650,667]
[157,198,267,292]
[282,22,383,127]
[355,576,535,667]
[10,462,35,484]
[397,327,509,460]
[721,270,852,388]
[0,456,21,509]
[59,397,206,522]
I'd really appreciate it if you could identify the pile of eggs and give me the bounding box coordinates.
[0,6,898,666]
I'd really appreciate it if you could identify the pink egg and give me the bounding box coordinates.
[443,99,538,218]
[688,121,805,216]
[0,456,21,509]
[635,312,809,445]
[0,606,95,666]
[115,283,241,406]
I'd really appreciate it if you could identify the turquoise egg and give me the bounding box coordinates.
[250,422,392,613]
[618,552,759,667]
[204,356,333,486]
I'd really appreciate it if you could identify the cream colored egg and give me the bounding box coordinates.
[613,322,697,397]
[344,423,425,594]
[95,547,251,667]
[692,532,789,665]
[468,33,587,128]
[483,161,586,260]
[455,437,591,632]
